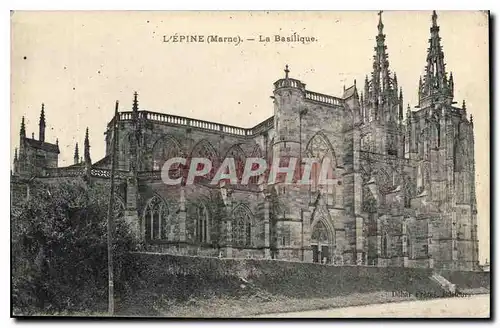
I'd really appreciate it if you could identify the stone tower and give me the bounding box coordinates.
[409,11,478,271]
[14,106,60,177]
[270,65,311,260]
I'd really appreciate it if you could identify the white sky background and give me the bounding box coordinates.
[10,11,489,262]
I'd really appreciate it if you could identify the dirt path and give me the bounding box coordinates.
[254,294,490,318]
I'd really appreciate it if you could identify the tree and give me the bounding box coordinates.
[11,178,135,315]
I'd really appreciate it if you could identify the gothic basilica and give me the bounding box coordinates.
[12,11,479,271]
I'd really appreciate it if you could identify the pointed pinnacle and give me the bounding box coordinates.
[132,91,139,112]
[40,103,45,122]
[432,10,438,27]
[377,10,384,34]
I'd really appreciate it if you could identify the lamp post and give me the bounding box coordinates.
[106,101,119,315]
[299,108,308,261]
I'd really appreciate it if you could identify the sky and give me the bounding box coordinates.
[10,11,489,262]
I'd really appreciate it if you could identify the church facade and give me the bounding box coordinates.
[11,12,479,271]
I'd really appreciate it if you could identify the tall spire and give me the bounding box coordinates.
[371,10,392,105]
[399,88,404,121]
[39,103,46,142]
[20,116,25,138]
[84,127,91,165]
[132,92,138,112]
[419,10,452,105]
[74,142,79,165]
[365,10,400,124]
[449,71,454,96]
[378,10,384,35]
[14,148,18,161]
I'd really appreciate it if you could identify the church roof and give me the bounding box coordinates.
[24,138,60,154]
[93,155,111,168]
[67,162,85,168]
[343,85,357,99]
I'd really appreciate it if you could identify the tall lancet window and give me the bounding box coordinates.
[233,205,253,247]
[152,136,182,172]
[381,233,389,258]
[195,205,210,243]
[417,165,423,192]
[407,233,415,260]
[431,123,441,149]
[437,123,441,148]
[144,195,169,241]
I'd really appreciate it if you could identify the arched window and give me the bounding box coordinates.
[113,196,125,219]
[305,132,337,202]
[233,205,253,247]
[223,145,246,184]
[417,165,423,192]
[190,139,219,180]
[381,233,389,258]
[388,135,397,156]
[407,233,415,260]
[118,133,131,171]
[311,220,329,244]
[376,168,392,195]
[403,175,414,208]
[195,205,210,243]
[144,196,169,241]
[151,136,182,171]
[249,145,263,185]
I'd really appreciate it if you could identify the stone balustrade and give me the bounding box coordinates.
[305,90,343,106]
[113,110,274,137]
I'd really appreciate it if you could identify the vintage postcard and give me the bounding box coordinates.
[10,10,490,318]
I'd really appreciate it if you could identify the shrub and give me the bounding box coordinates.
[11,178,135,315]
